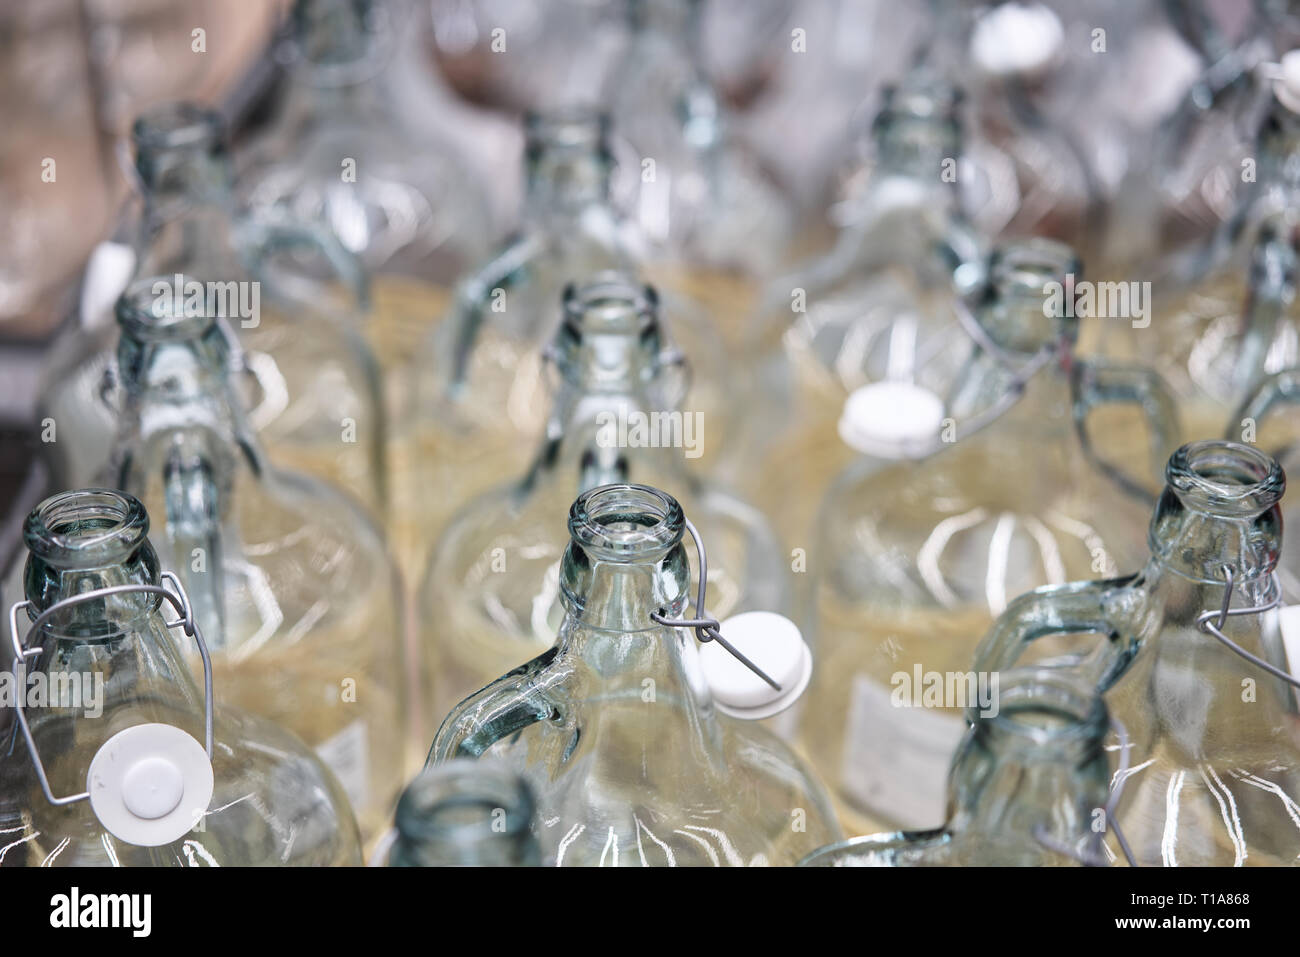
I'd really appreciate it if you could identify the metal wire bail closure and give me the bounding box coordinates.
[646,516,813,711]
[7,571,216,846]
[1196,566,1298,690]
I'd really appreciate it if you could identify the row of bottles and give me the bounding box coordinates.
[8,0,1300,867]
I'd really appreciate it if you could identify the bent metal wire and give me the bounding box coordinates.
[649,516,782,692]
[6,570,215,807]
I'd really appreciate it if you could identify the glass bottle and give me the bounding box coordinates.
[387,759,540,866]
[745,74,986,543]
[419,274,778,718]
[5,488,360,866]
[1099,66,1300,441]
[801,668,1113,866]
[1235,369,1300,601]
[795,238,1177,836]
[102,277,407,845]
[397,112,727,567]
[975,440,1300,866]
[37,102,386,517]
[605,0,796,279]
[429,483,840,866]
[237,0,490,378]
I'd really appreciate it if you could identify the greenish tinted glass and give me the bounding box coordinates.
[429,484,840,866]
[388,760,540,867]
[419,274,785,717]
[8,489,361,866]
[801,669,1113,866]
[975,440,1300,866]
[104,278,407,844]
[37,102,385,516]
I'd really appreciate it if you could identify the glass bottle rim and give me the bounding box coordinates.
[132,102,224,155]
[567,483,685,558]
[24,489,150,570]
[394,760,535,847]
[970,667,1107,755]
[524,108,614,164]
[116,275,220,343]
[1165,440,1285,515]
[560,273,659,336]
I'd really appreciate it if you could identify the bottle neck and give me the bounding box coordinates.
[529,278,689,491]
[946,671,1110,862]
[390,762,540,867]
[132,110,239,279]
[18,491,206,780]
[282,0,389,111]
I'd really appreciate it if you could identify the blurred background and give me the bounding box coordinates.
[0,0,1290,566]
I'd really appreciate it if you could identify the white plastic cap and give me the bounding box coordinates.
[838,380,946,458]
[79,241,136,329]
[970,2,1064,78]
[87,723,214,847]
[1274,51,1300,115]
[700,611,813,720]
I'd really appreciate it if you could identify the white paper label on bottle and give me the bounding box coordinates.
[315,719,369,810]
[840,676,967,830]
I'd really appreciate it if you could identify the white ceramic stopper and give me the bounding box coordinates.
[701,611,813,720]
[87,723,214,847]
[970,2,1064,78]
[838,380,946,458]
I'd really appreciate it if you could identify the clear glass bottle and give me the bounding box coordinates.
[975,440,1300,866]
[419,274,779,718]
[429,483,840,866]
[795,238,1177,836]
[101,277,407,845]
[746,74,986,542]
[1235,369,1300,601]
[605,0,795,279]
[387,759,540,866]
[5,488,361,866]
[801,668,1113,866]
[37,102,386,517]
[1098,68,1300,441]
[237,0,490,379]
[397,113,727,567]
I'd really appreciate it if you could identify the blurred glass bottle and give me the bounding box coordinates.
[5,488,360,866]
[419,274,776,717]
[37,102,386,517]
[429,483,839,866]
[387,759,540,866]
[397,110,728,568]
[796,239,1177,835]
[746,75,986,543]
[801,669,1113,866]
[976,440,1300,866]
[1100,4,1278,274]
[238,0,490,381]
[1235,370,1300,601]
[99,278,407,844]
[606,0,795,283]
[1099,64,1300,442]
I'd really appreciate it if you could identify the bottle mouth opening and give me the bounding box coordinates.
[975,668,1106,748]
[395,761,534,844]
[990,238,1081,298]
[561,274,659,336]
[568,484,684,556]
[24,490,149,568]
[132,102,224,154]
[1166,440,1285,513]
[525,108,612,161]
[116,276,219,342]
